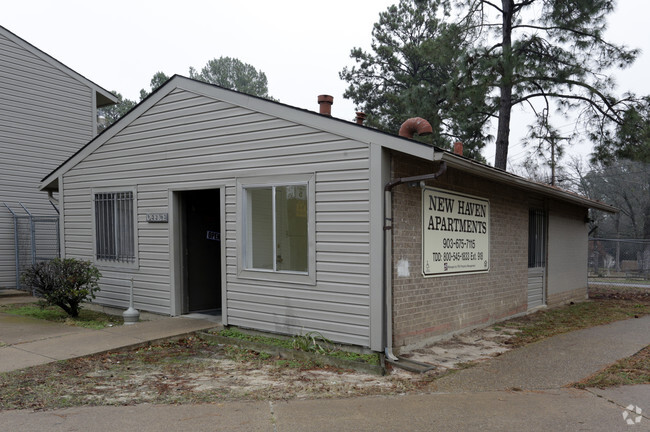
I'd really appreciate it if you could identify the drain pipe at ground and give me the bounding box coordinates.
[383,162,447,361]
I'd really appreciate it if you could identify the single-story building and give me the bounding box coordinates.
[40,75,615,354]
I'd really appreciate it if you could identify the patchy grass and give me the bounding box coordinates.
[1,303,122,329]
[573,345,650,389]
[218,328,294,350]
[216,328,380,365]
[502,299,649,347]
[0,337,398,410]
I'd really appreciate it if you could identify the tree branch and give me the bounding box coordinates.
[480,0,503,14]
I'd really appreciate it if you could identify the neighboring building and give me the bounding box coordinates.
[0,25,117,289]
[40,75,614,353]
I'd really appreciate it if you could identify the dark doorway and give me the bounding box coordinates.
[182,189,221,312]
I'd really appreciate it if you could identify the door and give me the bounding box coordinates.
[527,209,547,309]
[183,189,221,312]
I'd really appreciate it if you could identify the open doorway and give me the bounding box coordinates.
[180,189,222,314]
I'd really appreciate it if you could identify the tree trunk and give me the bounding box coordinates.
[494,0,515,171]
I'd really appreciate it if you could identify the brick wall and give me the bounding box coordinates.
[391,153,529,348]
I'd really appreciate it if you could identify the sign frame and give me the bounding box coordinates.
[421,186,490,277]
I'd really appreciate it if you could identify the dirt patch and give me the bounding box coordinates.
[398,327,519,371]
[0,338,423,410]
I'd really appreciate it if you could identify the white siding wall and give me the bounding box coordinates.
[547,203,588,296]
[0,31,95,288]
[63,89,372,347]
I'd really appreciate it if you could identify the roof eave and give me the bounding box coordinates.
[437,151,617,213]
[96,89,118,107]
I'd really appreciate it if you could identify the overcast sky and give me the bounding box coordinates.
[4,0,649,166]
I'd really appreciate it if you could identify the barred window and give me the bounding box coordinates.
[94,191,135,263]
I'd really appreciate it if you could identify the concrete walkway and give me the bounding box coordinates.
[0,291,219,373]
[1,290,649,431]
[1,386,648,431]
[432,314,650,392]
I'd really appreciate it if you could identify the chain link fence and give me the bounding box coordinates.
[4,204,60,291]
[588,237,650,281]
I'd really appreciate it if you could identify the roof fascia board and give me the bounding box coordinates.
[438,152,617,213]
[39,79,180,190]
[0,25,117,106]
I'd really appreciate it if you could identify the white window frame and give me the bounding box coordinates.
[237,174,315,285]
[91,187,138,269]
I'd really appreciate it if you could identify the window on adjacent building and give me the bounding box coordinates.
[245,184,308,273]
[94,191,135,263]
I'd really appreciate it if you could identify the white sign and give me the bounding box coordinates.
[422,187,490,276]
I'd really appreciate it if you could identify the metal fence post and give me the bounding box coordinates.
[20,203,36,266]
[3,204,21,289]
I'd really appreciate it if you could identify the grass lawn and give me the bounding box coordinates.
[0,303,123,329]
[574,345,650,389]
[500,299,649,347]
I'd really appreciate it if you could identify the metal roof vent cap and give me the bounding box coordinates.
[399,117,433,139]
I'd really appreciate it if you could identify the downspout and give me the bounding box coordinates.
[383,161,447,361]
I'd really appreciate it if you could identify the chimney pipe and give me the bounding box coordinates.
[355,112,366,125]
[453,141,463,155]
[318,95,333,116]
[398,117,433,139]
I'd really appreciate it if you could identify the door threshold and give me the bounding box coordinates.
[184,309,222,323]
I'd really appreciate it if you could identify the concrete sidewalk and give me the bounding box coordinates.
[0,291,220,373]
[0,386,647,431]
[432,314,650,392]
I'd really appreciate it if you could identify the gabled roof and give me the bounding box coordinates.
[40,74,616,213]
[0,25,118,107]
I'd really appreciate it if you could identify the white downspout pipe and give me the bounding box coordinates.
[383,162,447,361]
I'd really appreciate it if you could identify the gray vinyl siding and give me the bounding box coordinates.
[62,89,373,346]
[547,203,588,297]
[0,30,95,288]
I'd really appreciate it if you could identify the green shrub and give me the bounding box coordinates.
[21,258,101,318]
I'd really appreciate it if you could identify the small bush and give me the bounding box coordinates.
[21,258,101,318]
